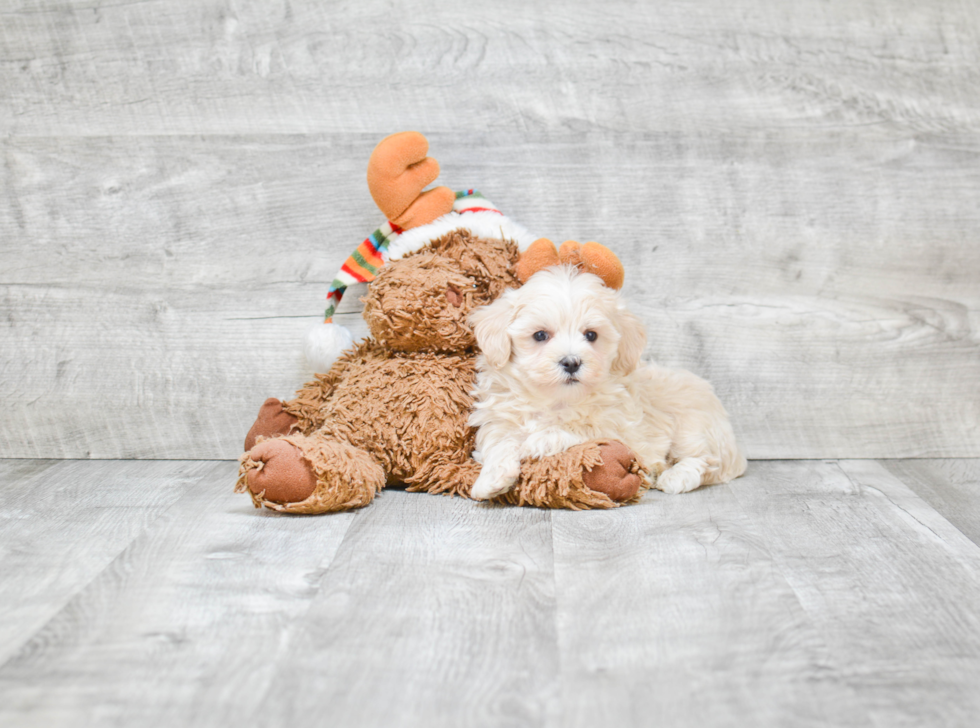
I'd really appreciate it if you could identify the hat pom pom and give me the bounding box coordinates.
[304,321,354,373]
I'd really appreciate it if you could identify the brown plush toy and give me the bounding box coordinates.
[236,132,642,513]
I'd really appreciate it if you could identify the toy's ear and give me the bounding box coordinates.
[470,295,516,369]
[366,132,455,229]
[612,307,646,375]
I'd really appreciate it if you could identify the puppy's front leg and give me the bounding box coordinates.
[656,457,711,494]
[470,445,522,501]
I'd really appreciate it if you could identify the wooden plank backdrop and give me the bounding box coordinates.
[1,0,978,459]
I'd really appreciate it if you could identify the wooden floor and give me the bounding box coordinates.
[1,457,979,727]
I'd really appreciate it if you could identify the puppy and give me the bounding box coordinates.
[468,265,746,501]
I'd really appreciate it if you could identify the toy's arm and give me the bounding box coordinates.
[281,339,378,433]
[497,440,645,509]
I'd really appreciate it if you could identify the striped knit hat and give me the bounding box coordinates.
[304,190,535,372]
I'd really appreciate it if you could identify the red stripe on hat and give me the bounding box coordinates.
[341,258,372,281]
[460,207,503,214]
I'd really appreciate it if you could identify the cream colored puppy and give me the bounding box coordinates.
[468,265,746,501]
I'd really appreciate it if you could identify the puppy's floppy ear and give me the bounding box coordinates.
[470,295,516,369]
[612,307,647,375]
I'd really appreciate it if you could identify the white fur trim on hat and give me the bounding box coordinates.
[386,211,537,261]
[304,321,354,373]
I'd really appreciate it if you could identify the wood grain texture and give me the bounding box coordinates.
[2,0,979,459]
[551,468,870,727]
[2,0,979,136]
[880,458,980,546]
[249,489,559,728]
[0,459,215,665]
[2,133,977,458]
[731,460,980,727]
[0,134,373,458]
[551,459,980,727]
[3,459,980,726]
[0,460,358,728]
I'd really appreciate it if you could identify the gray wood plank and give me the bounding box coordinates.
[2,0,979,136]
[250,490,559,728]
[551,465,871,728]
[0,460,358,728]
[731,460,980,727]
[0,459,215,665]
[2,458,980,726]
[879,458,980,547]
[2,133,978,459]
[0,458,60,494]
[552,460,980,727]
[0,133,376,460]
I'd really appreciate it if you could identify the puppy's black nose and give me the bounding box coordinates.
[560,356,582,374]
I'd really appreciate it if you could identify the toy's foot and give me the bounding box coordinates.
[244,438,317,504]
[583,441,642,501]
[244,398,299,451]
[237,435,386,514]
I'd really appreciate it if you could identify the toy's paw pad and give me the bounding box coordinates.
[244,398,299,451]
[246,439,317,505]
[584,441,641,501]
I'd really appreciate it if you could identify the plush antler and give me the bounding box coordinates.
[514,238,561,283]
[515,238,625,290]
[366,132,455,230]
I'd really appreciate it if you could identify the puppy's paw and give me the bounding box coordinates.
[470,460,520,501]
[656,458,708,495]
[470,475,515,501]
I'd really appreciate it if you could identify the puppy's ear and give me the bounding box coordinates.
[470,295,516,369]
[612,308,647,375]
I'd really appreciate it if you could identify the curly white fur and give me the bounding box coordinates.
[468,266,747,500]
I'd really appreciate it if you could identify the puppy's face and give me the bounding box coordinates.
[471,266,646,402]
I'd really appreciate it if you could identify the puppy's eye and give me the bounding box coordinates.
[584,330,598,342]
[533,331,550,342]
